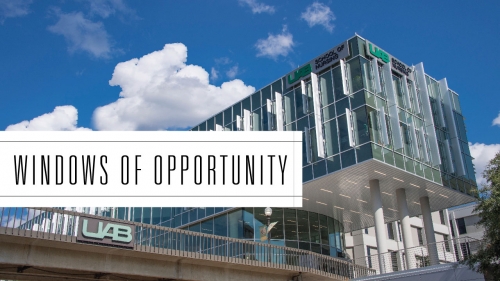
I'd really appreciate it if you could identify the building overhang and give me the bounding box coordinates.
[300,159,476,232]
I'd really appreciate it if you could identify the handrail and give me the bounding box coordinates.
[0,207,376,280]
[354,236,483,274]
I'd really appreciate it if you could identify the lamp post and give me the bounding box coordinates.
[265,207,272,263]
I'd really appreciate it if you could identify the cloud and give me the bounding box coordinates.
[92,43,255,130]
[301,2,336,33]
[492,112,500,127]
[255,26,294,60]
[226,65,239,79]
[5,105,91,131]
[87,0,137,19]
[469,142,500,186]
[0,0,32,23]
[48,10,114,59]
[238,0,275,14]
[210,67,219,80]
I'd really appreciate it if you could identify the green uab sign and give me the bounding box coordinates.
[77,216,134,248]
[287,64,312,85]
[368,43,390,63]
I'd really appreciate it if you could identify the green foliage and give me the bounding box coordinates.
[464,152,500,279]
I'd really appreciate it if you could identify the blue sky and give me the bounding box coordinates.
[1,0,499,182]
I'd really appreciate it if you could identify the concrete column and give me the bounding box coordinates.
[369,179,388,273]
[396,188,416,269]
[420,196,439,265]
[449,211,464,260]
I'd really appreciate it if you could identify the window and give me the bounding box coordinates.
[456,218,467,235]
[366,246,373,268]
[390,251,398,272]
[387,223,394,240]
[417,227,424,245]
[364,228,368,234]
[439,210,446,225]
[397,222,403,241]
[444,235,450,252]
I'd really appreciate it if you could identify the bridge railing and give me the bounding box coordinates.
[0,207,376,280]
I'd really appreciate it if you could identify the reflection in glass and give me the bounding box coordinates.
[324,119,339,156]
[320,71,334,106]
[283,92,295,124]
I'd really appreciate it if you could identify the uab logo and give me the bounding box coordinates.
[288,64,312,85]
[81,219,132,243]
[368,43,390,63]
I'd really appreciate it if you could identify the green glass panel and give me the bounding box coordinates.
[357,143,372,163]
[272,79,282,98]
[324,119,339,156]
[201,219,214,234]
[303,165,313,182]
[323,103,336,121]
[262,85,271,103]
[336,97,350,117]
[348,58,363,94]
[284,209,297,241]
[372,143,384,161]
[394,153,405,170]
[341,149,356,168]
[404,157,414,173]
[424,165,433,180]
[365,91,376,108]
[313,160,326,178]
[297,210,310,242]
[383,148,394,165]
[415,162,424,177]
[351,90,366,109]
[320,70,334,106]
[326,155,341,173]
[432,169,442,184]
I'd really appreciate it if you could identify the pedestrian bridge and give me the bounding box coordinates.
[0,207,375,281]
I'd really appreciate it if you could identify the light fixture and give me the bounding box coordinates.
[374,170,386,175]
[339,194,351,198]
[316,201,327,206]
[265,207,272,217]
[393,177,404,182]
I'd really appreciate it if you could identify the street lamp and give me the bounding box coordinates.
[264,207,272,263]
[264,207,272,244]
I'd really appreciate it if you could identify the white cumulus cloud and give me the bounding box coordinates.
[92,43,255,130]
[0,0,32,23]
[255,26,294,60]
[301,2,336,33]
[492,112,500,127]
[238,0,275,14]
[5,105,91,131]
[48,10,114,59]
[469,142,500,186]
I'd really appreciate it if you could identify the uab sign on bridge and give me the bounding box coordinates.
[77,216,135,248]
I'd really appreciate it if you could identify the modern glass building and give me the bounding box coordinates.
[98,35,477,262]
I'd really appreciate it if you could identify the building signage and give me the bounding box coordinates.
[286,41,349,88]
[366,40,413,79]
[77,216,135,248]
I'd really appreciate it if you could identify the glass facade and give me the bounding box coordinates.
[103,35,478,259]
[113,206,346,257]
[190,36,477,194]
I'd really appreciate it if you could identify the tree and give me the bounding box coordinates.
[464,151,500,280]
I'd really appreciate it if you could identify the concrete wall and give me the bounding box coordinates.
[0,234,339,281]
